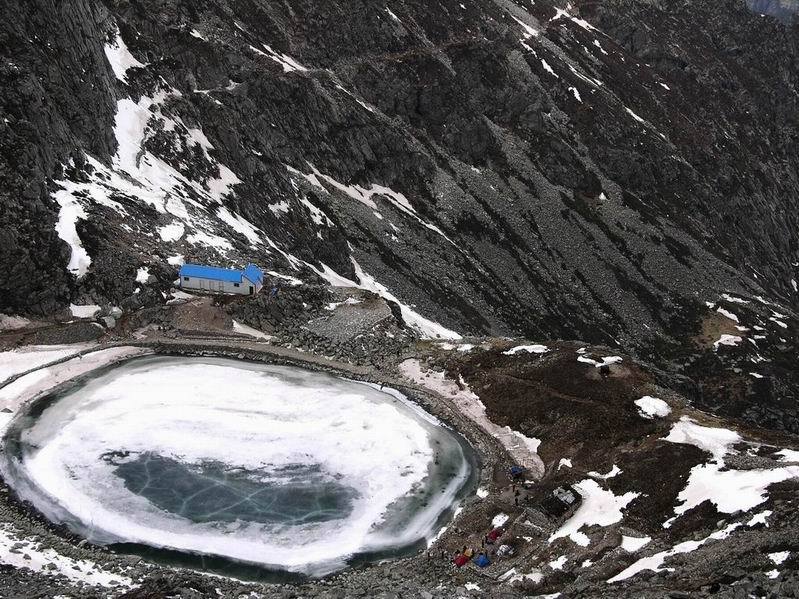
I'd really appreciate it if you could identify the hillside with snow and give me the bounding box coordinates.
[0,0,798,597]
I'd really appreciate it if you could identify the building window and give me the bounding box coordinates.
[234,283,240,287]
[183,276,189,281]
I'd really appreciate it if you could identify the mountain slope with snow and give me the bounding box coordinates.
[0,1,798,418]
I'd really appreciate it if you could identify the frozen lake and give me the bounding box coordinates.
[1,356,475,578]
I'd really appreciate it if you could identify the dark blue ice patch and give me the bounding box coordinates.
[107,452,357,526]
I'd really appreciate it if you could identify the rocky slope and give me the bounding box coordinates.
[0,1,798,593]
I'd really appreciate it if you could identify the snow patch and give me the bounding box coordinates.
[399,360,544,476]
[664,418,799,525]
[549,479,638,546]
[620,535,651,552]
[158,222,185,242]
[53,190,90,277]
[714,334,742,349]
[492,513,510,527]
[634,396,671,419]
[0,314,30,331]
[549,555,568,570]
[577,354,622,368]
[103,29,144,84]
[261,44,308,73]
[717,307,739,322]
[587,465,621,479]
[0,524,132,587]
[232,321,271,341]
[70,304,101,319]
[609,523,741,582]
[503,344,549,355]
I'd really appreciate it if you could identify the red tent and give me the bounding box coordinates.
[454,554,469,567]
[487,528,503,542]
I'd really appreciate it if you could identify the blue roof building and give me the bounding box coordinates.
[179,263,263,295]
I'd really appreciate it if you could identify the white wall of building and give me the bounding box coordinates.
[180,276,261,295]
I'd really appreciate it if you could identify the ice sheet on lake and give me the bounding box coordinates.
[2,357,470,576]
[0,343,97,383]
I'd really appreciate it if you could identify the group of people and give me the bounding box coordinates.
[447,525,506,569]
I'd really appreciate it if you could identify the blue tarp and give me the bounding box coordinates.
[243,263,264,284]
[474,554,490,568]
[180,263,263,284]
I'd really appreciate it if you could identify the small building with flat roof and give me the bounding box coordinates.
[179,263,263,295]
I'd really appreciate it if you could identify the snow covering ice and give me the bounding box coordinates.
[0,344,96,383]
[549,479,638,546]
[503,344,549,355]
[0,347,150,436]
[634,396,671,419]
[103,29,144,84]
[3,357,470,576]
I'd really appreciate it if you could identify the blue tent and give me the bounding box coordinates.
[474,554,490,568]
